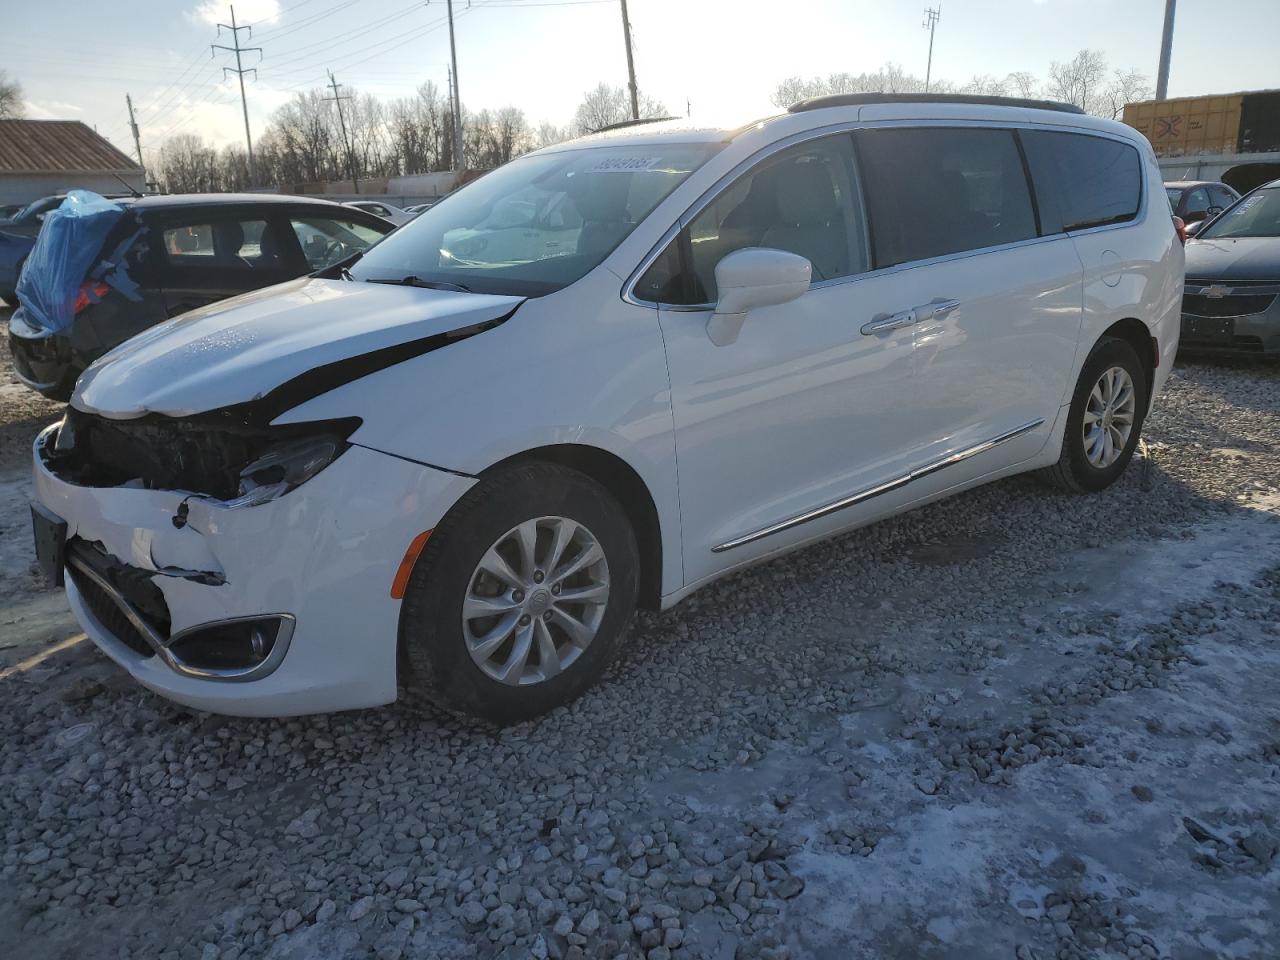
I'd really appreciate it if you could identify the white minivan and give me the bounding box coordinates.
[32,95,1183,722]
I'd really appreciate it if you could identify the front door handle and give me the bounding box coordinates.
[917,297,961,322]
[861,309,917,335]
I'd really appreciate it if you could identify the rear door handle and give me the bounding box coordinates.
[861,309,917,335]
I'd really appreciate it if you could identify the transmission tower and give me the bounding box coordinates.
[212,5,262,185]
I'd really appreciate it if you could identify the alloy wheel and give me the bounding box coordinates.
[462,517,611,685]
[1082,365,1136,469]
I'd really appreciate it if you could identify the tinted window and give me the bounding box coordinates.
[291,217,386,270]
[1184,188,1210,217]
[161,218,280,271]
[856,127,1037,267]
[1210,185,1237,210]
[1022,131,1142,232]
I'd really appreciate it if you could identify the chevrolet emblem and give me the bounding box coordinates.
[1202,284,1231,299]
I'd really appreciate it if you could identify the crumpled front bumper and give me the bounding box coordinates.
[33,423,473,716]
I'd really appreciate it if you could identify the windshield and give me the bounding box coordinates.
[1198,188,1280,239]
[349,142,721,296]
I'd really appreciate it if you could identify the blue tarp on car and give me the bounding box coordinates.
[15,191,125,334]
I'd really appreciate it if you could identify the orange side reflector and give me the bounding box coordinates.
[390,530,433,599]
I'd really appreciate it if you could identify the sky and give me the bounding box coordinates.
[6,0,1280,168]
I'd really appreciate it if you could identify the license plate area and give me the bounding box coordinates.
[31,503,67,586]
[1184,316,1235,344]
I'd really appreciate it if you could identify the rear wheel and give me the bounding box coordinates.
[400,462,639,723]
[1042,337,1148,493]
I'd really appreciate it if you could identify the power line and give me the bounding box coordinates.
[211,4,263,184]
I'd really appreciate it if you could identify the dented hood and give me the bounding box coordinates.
[73,277,523,420]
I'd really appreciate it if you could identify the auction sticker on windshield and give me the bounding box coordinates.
[1231,195,1264,215]
[583,156,666,173]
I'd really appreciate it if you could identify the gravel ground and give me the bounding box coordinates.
[1,314,1279,959]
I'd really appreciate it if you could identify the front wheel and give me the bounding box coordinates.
[399,462,639,723]
[1041,336,1148,493]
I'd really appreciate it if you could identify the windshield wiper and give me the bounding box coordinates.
[365,276,472,292]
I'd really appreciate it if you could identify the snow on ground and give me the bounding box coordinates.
[1,329,1279,959]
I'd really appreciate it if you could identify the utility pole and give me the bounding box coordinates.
[212,5,261,186]
[1155,0,1176,100]
[324,71,360,194]
[445,0,465,170]
[125,94,145,184]
[922,5,941,94]
[619,0,639,120]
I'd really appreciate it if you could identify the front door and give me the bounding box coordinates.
[639,133,921,586]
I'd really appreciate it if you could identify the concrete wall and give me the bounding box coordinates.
[0,172,145,207]
[1158,151,1280,190]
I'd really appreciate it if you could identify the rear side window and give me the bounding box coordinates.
[161,218,279,270]
[1021,131,1142,232]
[855,127,1038,267]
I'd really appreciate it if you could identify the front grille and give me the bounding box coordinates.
[66,541,171,657]
[69,566,156,657]
[1182,293,1277,318]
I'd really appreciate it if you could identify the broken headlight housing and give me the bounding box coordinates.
[232,435,347,507]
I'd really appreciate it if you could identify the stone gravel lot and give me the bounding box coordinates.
[2,305,1279,959]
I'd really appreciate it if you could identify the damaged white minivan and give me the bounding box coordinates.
[32,94,1183,722]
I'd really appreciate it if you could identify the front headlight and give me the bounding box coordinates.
[231,435,345,507]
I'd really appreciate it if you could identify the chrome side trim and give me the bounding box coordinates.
[65,551,295,683]
[711,418,1045,553]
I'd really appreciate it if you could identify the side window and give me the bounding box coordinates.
[161,218,278,270]
[291,218,386,270]
[1021,131,1142,233]
[1184,188,1210,218]
[1210,186,1236,211]
[856,127,1038,267]
[635,135,869,305]
[690,135,868,301]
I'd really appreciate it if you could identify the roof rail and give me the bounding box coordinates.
[788,93,1085,115]
[594,116,679,133]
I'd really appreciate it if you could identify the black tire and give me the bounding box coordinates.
[399,461,639,724]
[1041,336,1149,493]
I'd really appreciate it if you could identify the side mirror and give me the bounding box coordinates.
[706,247,812,346]
[1184,219,1207,238]
[1206,205,1224,217]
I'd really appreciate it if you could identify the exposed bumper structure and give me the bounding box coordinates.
[33,424,474,716]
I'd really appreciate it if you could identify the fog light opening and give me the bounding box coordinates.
[165,616,294,681]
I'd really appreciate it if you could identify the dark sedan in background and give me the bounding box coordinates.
[1181,179,1280,358]
[9,193,393,399]
[1166,180,1240,229]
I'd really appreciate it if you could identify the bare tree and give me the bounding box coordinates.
[1005,71,1040,99]
[0,70,23,119]
[1046,49,1109,115]
[770,63,934,108]
[157,134,220,193]
[1103,68,1153,119]
[572,83,667,135]
[958,75,1009,97]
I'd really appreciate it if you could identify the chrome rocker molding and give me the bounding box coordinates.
[66,552,295,683]
[712,418,1045,552]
